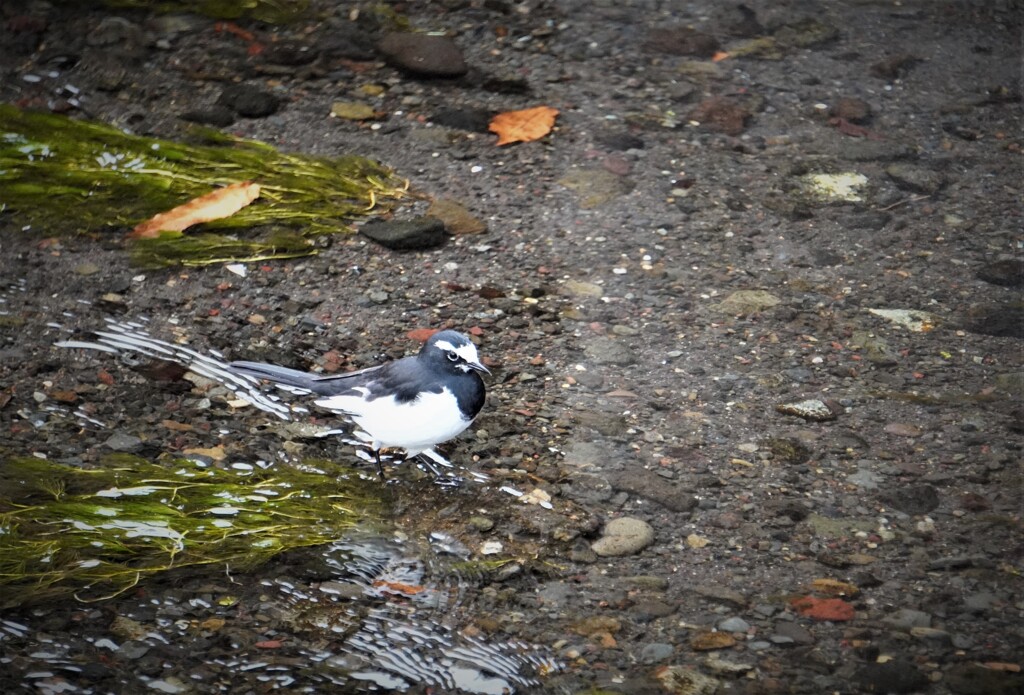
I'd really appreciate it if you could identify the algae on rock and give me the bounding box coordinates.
[0,105,407,265]
[0,454,386,607]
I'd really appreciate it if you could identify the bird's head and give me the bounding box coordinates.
[423,330,490,375]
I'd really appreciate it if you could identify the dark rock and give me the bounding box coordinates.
[946,663,1024,695]
[961,303,1024,339]
[870,54,920,79]
[595,130,645,151]
[359,216,448,250]
[432,107,494,133]
[878,484,940,515]
[216,84,281,118]
[646,26,720,57]
[611,469,699,513]
[378,32,468,77]
[831,96,872,123]
[689,96,752,136]
[630,600,677,622]
[180,105,236,127]
[977,259,1024,287]
[885,163,946,194]
[772,621,814,645]
[262,41,317,66]
[853,660,928,693]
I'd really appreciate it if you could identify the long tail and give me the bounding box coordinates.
[56,319,299,421]
[228,361,321,391]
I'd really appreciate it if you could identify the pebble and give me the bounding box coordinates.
[359,216,448,250]
[104,432,143,452]
[638,642,675,664]
[584,337,636,366]
[882,608,932,630]
[853,660,929,694]
[591,517,655,557]
[377,32,468,77]
[216,84,280,118]
[717,617,750,633]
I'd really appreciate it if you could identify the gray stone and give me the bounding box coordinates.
[885,163,946,194]
[878,484,940,515]
[847,467,884,490]
[378,33,468,77]
[883,608,932,630]
[772,621,815,645]
[359,216,448,251]
[591,517,655,557]
[584,337,636,366]
[717,617,750,633]
[637,642,675,664]
[104,432,143,452]
[963,591,996,612]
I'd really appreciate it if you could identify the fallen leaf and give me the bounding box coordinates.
[489,105,559,146]
[161,419,194,432]
[199,617,225,632]
[372,580,426,595]
[131,181,261,239]
[790,596,855,621]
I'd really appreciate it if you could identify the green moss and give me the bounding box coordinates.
[0,455,386,607]
[0,105,407,265]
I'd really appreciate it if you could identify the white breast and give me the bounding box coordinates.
[315,388,473,456]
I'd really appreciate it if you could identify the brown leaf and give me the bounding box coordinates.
[372,580,426,595]
[130,181,261,239]
[489,105,559,146]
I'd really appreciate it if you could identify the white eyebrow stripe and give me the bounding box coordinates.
[433,339,456,352]
[455,343,480,364]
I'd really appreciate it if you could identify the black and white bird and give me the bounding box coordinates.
[57,321,489,479]
[229,330,489,477]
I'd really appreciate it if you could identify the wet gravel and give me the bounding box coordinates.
[1,0,1023,693]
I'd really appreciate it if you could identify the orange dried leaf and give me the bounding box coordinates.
[790,596,855,621]
[372,580,426,595]
[489,105,559,146]
[712,50,731,62]
[130,181,261,239]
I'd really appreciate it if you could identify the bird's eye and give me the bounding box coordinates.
[446,351,459,362]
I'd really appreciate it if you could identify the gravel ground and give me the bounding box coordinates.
[1,1,1022,693]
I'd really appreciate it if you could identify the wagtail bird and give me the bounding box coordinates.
[228,329,489,478]
[57,321,489,479]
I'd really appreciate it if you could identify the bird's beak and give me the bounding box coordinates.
[468,360,491,375]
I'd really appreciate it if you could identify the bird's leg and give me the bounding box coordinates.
[373,449,387,481]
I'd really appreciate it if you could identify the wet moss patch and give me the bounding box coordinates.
[0,105,407,266]
[0,454,386,608]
